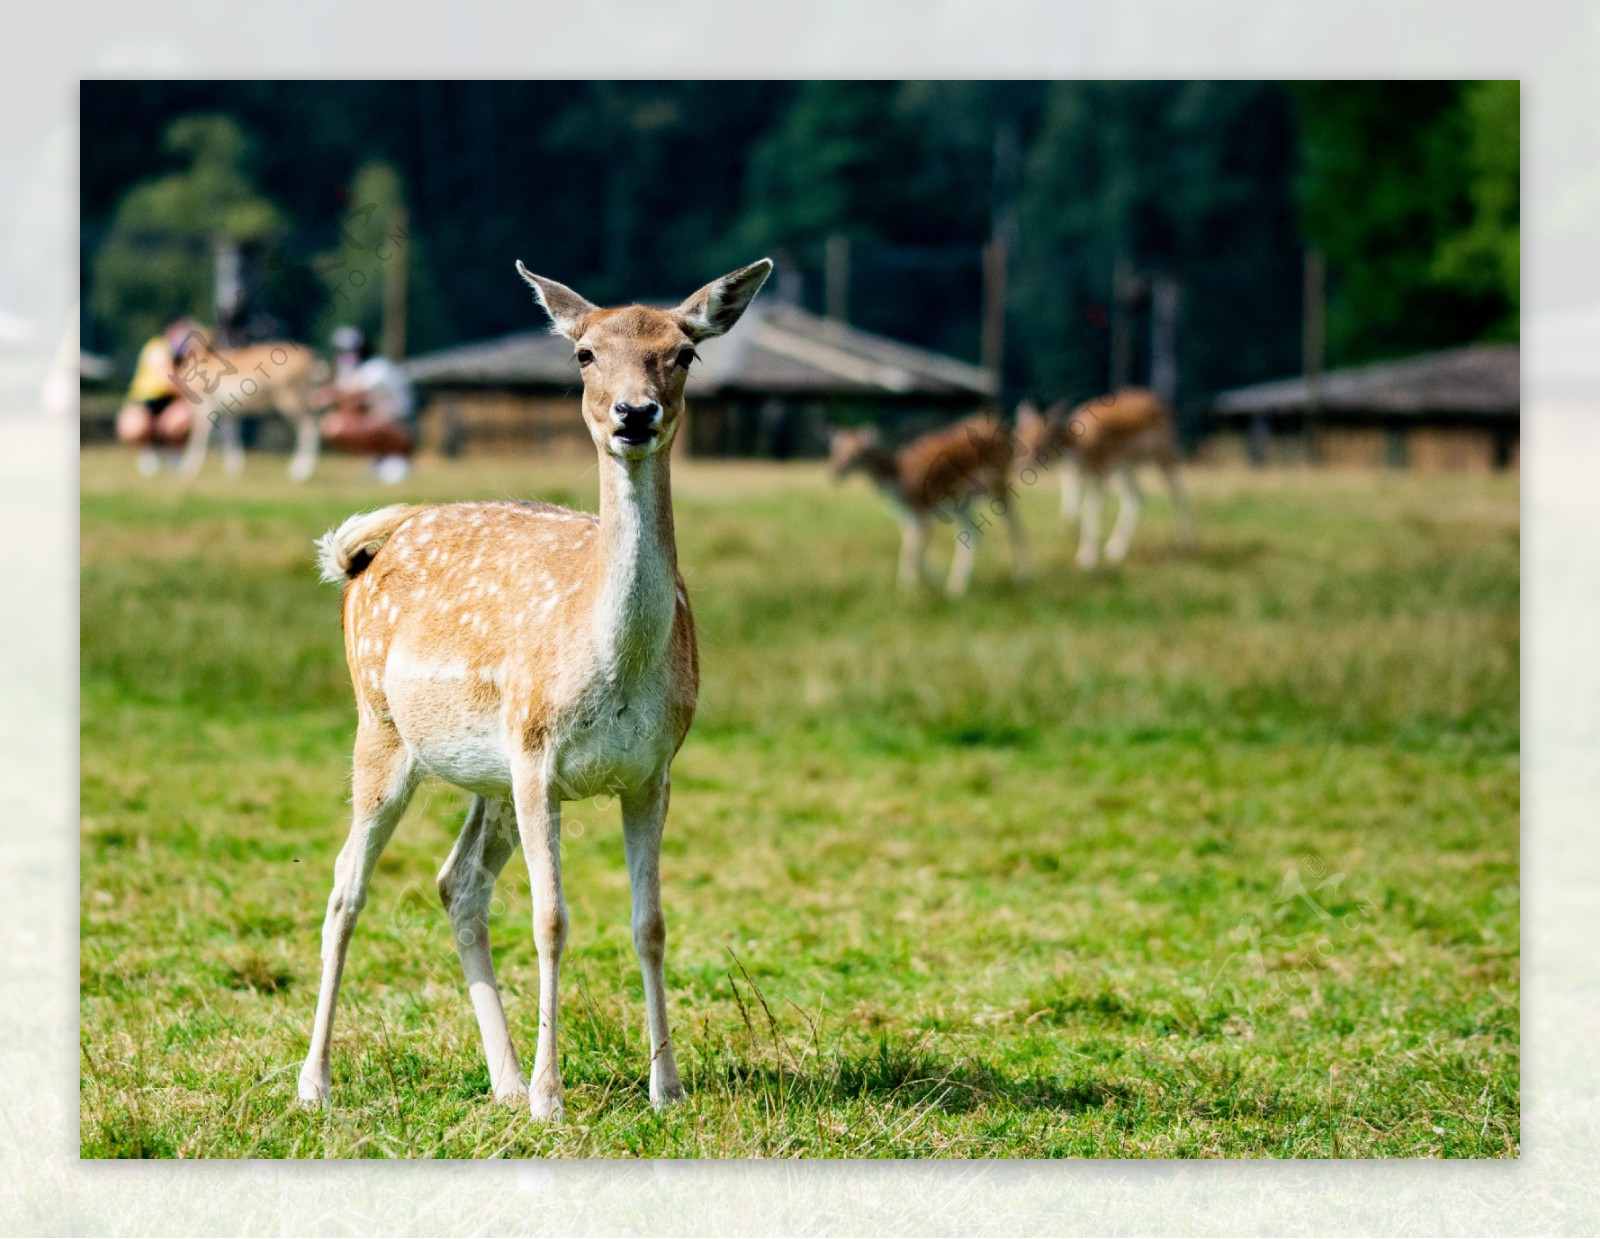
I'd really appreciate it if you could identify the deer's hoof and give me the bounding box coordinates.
[297,1071,331,1108]
[650,1080,687,1110]
[494,1078,529,1107]
[529,1089,566,1123]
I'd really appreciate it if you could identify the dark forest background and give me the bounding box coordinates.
[80,81,1518,410]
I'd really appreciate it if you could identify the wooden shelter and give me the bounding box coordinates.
[1205,344,1520,472]
[403,301,997,459]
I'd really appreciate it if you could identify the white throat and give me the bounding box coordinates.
[591,452,676,678]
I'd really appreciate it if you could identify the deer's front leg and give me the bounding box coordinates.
[512,755,567,1122]
[178,403,216,477]
[621,775,685,1108]
[1058,460,1081,522]
[897,515,929,590]
[1076,474,1105,569]
[287,406,320,482]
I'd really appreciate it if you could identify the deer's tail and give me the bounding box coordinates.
[315,504,427,583]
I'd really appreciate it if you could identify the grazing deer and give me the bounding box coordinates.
[176,330,325,481]
[1015,388,1197,568]
[829,414,1030,595]
[298,258,774,1121]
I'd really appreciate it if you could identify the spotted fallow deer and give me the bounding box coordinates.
[1014,387,1197,569]
[177,330,325,481]
[298,258,774,1121]
[829,413,1030,595]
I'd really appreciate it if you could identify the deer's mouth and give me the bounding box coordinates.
[613,406,661,447]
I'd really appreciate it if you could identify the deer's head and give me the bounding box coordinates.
[827,425,886,481]
[517,259,772,461]
[1013,399,1067,469]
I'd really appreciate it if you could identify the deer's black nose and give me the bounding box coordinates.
[613,401,660,443]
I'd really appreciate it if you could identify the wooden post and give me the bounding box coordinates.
[1110,256,1135,391]
[213,237,242,347]
[981,237,1008,382]
[383,204,409,361]
[1149,272,1181,406]
[824,234,850,324]
[1303,247,1325,466]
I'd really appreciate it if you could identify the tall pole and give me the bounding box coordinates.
[824,233,850,324]
[1303,247,1325,465]
[1110,256,1135,391]
[213,237,242,347]
[383,204,409,361]
[981,238,1008,381]
[1149,271,1180,406]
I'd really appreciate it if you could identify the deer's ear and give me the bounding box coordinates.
[675,259,774,342]
[516,262,597,340]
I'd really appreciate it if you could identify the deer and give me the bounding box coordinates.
[1014,387,1197,569]
[829,413,1030,595]
[298,258,774,1122]
[175,329,325,481]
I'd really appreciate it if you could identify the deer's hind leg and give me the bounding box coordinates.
[282,389,320,482]
[299,720,419,1106]
[1163,460,1198,548]
[438,795,526,1104]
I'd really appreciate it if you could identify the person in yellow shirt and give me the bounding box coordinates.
[115,317,199,474]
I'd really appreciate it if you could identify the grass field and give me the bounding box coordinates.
[79,445,1519,1158]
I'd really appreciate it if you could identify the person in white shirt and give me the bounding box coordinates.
[317,325,417,482]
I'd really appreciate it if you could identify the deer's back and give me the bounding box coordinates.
[897,414,1014,509]
[1067,389,1176,471]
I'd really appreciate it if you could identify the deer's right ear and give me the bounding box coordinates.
[516,262,597,340]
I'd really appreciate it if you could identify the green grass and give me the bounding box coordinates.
[79,447,1519,1158]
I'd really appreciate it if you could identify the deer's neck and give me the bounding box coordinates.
[588,449,678,680]
[866,450,907,499]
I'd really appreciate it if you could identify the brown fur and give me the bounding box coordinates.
[829,413,1029,594]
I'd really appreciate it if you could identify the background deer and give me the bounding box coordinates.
[829,413,1030,595]
[1015,387,1197,568]
[177,330,325,481]
[299,258,773,1121]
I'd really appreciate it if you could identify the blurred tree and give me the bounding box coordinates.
[1431,81,1519,339]
[307,159,448,354]
[88,115,285,359]
[1012,82,1300,401]
[1294,81,1515,363]
[79,82,1516,404]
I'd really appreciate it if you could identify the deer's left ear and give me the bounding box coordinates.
[675,259,774,342]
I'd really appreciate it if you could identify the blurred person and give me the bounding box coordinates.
[114,317,198,475]
[317,326,417,483]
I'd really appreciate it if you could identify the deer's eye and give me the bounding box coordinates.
[575,348,595,367]
[675,347,698,370]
